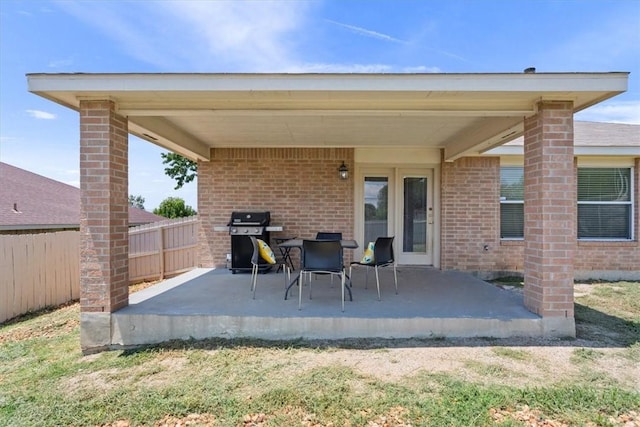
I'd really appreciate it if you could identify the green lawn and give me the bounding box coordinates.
[1,281,638,426]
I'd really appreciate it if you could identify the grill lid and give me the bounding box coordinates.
[228,211,271,226]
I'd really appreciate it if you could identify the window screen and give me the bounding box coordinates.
[577,168,632,239]
[500,167,633,240]
[500,167,524,239]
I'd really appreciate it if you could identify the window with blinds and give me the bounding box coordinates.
[500,167,524,239]
[499,166,634,241]
[577,168,632,239]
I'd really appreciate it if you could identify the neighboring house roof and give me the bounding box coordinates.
[0,162,164,230]
[486,121,640,156]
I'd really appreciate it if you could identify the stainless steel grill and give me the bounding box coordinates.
[228,211,271,273]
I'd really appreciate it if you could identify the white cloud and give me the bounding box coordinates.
[575,101,640,125]
[52,1,443,75]
[326,20,406,44]
[48,58,73,68]
[167,1,312,67]
[25,110,56,120]
[402,66,442,73]
[282,63,440,74]
[54,0,314,72]
[0,136,20,144]
[322,20,459,69]
[284,62,394,73]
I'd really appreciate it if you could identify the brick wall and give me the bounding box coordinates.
[79,100,129,313]
[417,152,639,279]
[441,157,501,271]
[488,157,639,279]
[198,148,354,267]
[198,148,637,279]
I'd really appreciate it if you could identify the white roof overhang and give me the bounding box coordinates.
[27,72,628,162]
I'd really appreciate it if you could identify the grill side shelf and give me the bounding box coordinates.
[213,225,283,232]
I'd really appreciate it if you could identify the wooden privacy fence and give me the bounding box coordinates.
[0,216,199,323]
[0,231,80,323]
[128,216,199,283]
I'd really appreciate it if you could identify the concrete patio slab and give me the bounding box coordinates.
[109,267,571,347]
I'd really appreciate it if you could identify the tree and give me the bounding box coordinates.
[364,203,377,220]
[376,184,389,220]
[128,194,146,209]
[161,153,197,190]
[153,197,197,218]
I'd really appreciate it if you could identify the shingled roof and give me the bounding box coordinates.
[0,162,164,231]
[506,121,639,147]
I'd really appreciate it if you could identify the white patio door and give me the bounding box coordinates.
[358,167,433,265]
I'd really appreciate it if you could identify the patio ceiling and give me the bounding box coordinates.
[27,72,628,162]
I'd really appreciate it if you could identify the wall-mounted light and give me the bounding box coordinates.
[338,161,349,180]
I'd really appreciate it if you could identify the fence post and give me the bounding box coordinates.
[158,226,165,280]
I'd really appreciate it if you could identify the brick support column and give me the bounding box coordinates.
[79,100,129,350]
[523,101,575,335]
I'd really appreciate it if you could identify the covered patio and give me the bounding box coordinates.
[26,71,629,352]
[103,267,541,348]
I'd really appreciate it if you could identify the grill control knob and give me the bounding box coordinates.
[243,228,249,233]
[254,228,259,234]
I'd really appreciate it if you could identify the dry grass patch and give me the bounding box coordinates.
[0,302,79,344]
[2,280,640,426]
[491,346,532,361]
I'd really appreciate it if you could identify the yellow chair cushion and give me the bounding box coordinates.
[360,241,375,264]
[257,239,276,264]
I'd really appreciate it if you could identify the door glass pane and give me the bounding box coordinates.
[364,177,388,244]
[404,177,427,253]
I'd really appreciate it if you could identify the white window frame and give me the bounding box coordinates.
[500,166,524,240]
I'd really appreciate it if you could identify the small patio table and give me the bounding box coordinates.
[279,239,359,250]
[274,236,297,272]
[279,239,359,300]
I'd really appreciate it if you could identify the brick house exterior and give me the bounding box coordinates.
[198,124,639,282]
[26,72,634,351]
[483,121,639,281]
[441,156,639,280]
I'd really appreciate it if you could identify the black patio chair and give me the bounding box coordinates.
[349,236,397,301]
[249,236,290,299]
[297,239,351,311]
[313,232,343,284]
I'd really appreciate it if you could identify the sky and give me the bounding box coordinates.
[1,0,639,212]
